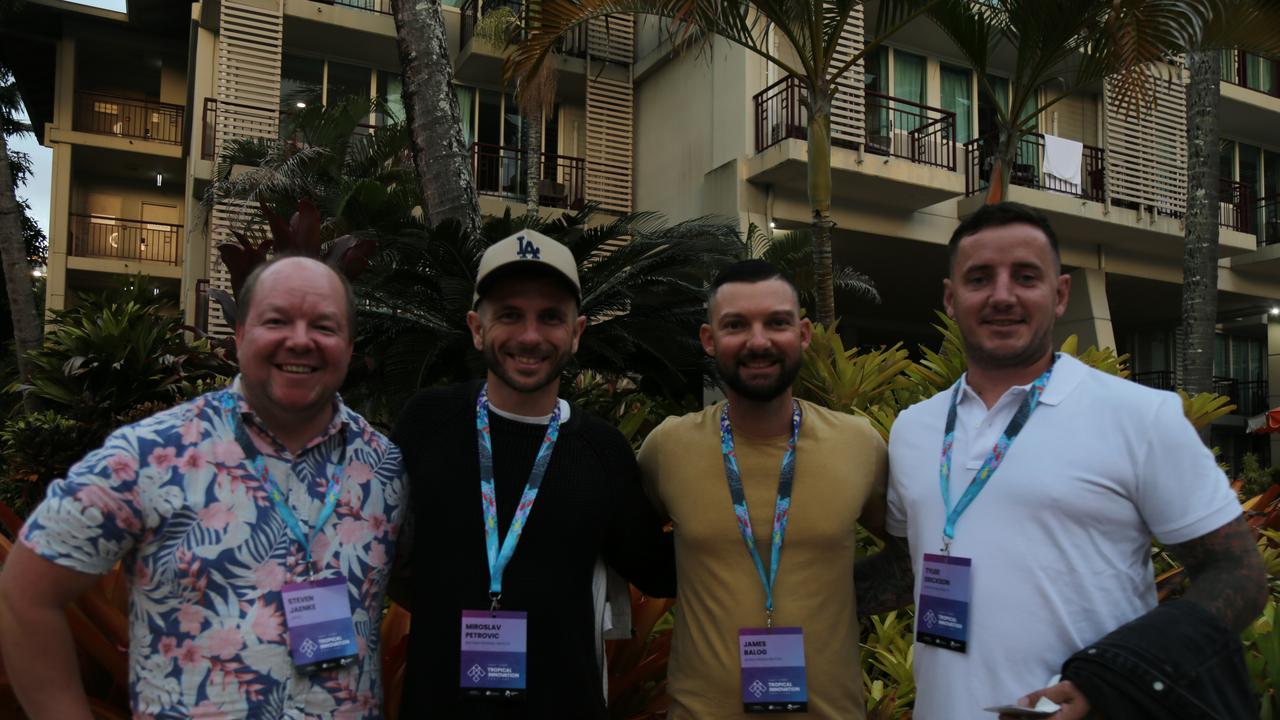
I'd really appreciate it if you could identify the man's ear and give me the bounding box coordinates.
[1055,273,1072,319]
[465,310,485,352]
[943,278,955,319]
[699,323,715,357]
[571,314,587,354]
[798,317,813,351]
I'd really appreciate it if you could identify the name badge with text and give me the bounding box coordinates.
[281,577,358,673]
[460,610,528,698]
[739,627,808,713]
[916,553,972,653]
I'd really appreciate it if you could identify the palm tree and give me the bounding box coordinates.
[347,206,743,422]
[0,65,42,412]
[473,3,559,220]
[508,0,937,328]
[741,223,879,316]
[1179,50,1222,401]
[390,0,483,239]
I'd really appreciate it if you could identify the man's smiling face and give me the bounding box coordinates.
[235,257,353,431]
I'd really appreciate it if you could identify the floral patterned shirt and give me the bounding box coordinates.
[21,379,406,719]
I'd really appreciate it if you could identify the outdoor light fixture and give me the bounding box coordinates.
[30,268,42,278]
[1271,307,1279,316]
[296,102,307,108]
[156,172,162,187]
[769,221,777,229]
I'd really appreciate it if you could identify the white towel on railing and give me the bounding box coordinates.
[1042,133,1083,187]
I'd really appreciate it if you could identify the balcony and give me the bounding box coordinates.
[1222,51,1280,99]
[73,92,183,145]
[1220,178,1254,234]
[1259,194,1280,247]
[70,214,183,266]
[964,133,1105,203]
[314,0,392,13]
[1132,370,1270,417]
[753,76,956,171]
[460,0,523,52]
[473,142,586,210]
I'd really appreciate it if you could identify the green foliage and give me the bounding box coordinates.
[742,224,879,311]
[15,278,233,436]
[862,611,916,720]
[0,411,85,517]
[348,206,743,424]
[566,371,698,449]
[1239,453,1280,500]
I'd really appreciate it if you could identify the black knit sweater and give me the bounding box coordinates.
[393,381,676,719]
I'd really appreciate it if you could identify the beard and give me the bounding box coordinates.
[482,341,573,396]
[716,348,802,403]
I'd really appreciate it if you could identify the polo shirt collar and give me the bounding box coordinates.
[226,375,350,455]
[955,351,1087,409]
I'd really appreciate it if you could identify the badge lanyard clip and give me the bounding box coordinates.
[719,401,802,629]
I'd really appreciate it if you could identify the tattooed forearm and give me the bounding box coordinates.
[1167,515,1267,633]
[854,535,915,617]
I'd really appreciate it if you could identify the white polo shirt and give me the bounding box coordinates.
[886,354,1242,720]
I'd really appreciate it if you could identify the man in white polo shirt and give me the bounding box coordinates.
[857,202,1266,719]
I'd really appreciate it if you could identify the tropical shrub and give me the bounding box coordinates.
[0,410,85,518]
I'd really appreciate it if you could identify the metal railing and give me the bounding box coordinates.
[74,92,183,144]
[1214,377,1269,417]
[1131,370,1176,391]
[964,133,1105,202]
[195,279,210,335]
[1219,178,1253,233]
[1259,194,1280,247]
[472,142,587,210]
[1133,370,1268,417]
[201,98,217,161]
[330,0,392,13]
[70,214,182,265]
[863,89,956,170]
[1222,50,1280,98]
[753,76,955,169]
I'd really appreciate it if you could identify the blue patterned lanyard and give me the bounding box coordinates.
[939,357,1055,552]
[719,401,802,627]
[476,383,562,608]
[219,392,345,578]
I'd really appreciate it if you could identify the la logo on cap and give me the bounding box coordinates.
[515,234,542,260]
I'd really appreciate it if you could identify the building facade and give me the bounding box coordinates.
[3,0,1280,469]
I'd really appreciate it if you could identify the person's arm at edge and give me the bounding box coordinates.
[854,422,914,617]
[0,542,100,720]
[1166,514,1267,633]
[602,429,676,599]
[385,396,423,610]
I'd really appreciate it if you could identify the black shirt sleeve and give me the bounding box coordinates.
[594,424,677,598]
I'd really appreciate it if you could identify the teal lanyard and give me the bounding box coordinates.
[476,384,562,609]
[938,357,1054,552]
[719,401,802,627]
[220,391,345,578]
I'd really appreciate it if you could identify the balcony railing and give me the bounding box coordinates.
[73,92,183,144]
[1214,377,1269,417]
[1259,194,1280,247]
[1219,178,1253,233]
[863,90,956,170]
[323,0,392,13]
[201,98,217,161]
[964,133,1105,202]
[1222,50,1280,98]
[472,142,586,210]
[753,76,956,170]
[70,214,182,265]
[1132,370,1269,417]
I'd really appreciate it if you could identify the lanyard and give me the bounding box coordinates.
[719,401,802,627]
[219,391,346,578]
[476,383,561,608]
[938,357,1055,552]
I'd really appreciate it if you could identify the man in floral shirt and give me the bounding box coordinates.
[0,256,406,719]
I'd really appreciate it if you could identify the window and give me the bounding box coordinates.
[892,49,926,131]
[281,55,323,112]
[940,64,973,142]
[327,61,373,108]
[377,70,405,124]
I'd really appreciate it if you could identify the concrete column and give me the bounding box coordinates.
[1055,268,1116,351]
[54,37,74,131]
[44,143,73,313]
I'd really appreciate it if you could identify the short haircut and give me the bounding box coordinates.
[235,255,358,340]
[707,259,801,315]
[948,202,1061,272]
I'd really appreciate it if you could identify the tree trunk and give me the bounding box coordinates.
[984,129,1015,205]
[0,132,43,413]
[807,90,835,328]
[524,109,541,221]
[391,0,482,239]
[1179,50,1222,413]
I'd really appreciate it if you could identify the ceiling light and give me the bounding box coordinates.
[769,221,777,229]
[1270,307,1279,316]
[156,172,162,187]
[296,102,307,109]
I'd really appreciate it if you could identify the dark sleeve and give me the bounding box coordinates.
[597,426,677,598]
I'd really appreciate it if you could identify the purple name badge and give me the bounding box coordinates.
[916,553,972,653]
[460,610,528,697]
[281,577,358,672]
[739,627,808,713]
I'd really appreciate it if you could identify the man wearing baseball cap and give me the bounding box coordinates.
[393,230,676,718]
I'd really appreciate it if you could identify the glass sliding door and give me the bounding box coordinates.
[892,50,926,132]
[940,64,972,143]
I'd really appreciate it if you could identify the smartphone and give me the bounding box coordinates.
[982,704,1057,718]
